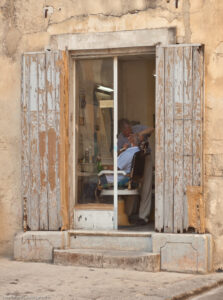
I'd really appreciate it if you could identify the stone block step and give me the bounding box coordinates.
[68,230,153,252]
[54,249,160,272]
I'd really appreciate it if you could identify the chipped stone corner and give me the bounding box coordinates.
[152,233,213,274]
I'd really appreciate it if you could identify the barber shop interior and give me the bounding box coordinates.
[75,53,155,231]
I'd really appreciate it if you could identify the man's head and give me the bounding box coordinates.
[119,118,132,137]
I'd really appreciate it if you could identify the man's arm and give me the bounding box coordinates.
[133,127,154,142]
[118,143,129,156]
[139,127,154,137]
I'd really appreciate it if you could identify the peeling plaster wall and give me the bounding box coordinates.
[189,0,223,270]
[0,0,223,269]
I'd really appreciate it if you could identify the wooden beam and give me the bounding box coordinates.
[59,51,70,230]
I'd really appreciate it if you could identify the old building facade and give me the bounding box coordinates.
[1,0,223,272]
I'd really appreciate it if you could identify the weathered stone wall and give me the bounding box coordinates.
[0,0,223,269]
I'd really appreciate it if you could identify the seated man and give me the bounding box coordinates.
[118,118,154,225]
[99,135,140,188]
[118,119,154,155]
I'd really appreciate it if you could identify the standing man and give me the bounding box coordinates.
[118,119,154,225]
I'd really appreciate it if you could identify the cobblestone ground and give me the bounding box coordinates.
[0,258,223,300]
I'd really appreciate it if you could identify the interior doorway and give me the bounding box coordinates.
[74,51,156,231]
[118,54,155,231]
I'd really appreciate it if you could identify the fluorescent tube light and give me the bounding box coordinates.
[97,85,113,93]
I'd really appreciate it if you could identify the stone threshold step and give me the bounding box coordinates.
[54,249,160,272]
[68,231,152,252]
[68,230,153,237]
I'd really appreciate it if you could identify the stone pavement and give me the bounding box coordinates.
[191,285,223,300]
[0,258,223,300]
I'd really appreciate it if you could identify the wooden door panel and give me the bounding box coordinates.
[155,45,204,233]
[21,50,69,231]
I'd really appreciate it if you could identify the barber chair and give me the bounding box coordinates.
[96,150,145,226]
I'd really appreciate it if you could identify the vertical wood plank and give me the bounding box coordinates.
[192,46,203,186]
[174,47,184,120]
[183,47,193,229]
[183,47,193,119]
[61,52,70,229]
[164,47,174,233]
[59,51,70,230]
[46,51,59,230]
[173,119,184,232]
[29,55,40,230]
[69,57,75,229]
[74,62,80,214]
[155,46,165,232]
[173,47,184,233]
[38,53,48,230]
[184,120,193,156]
[183,119,193,229]
[21,54,31,229]
[54,51,62,229]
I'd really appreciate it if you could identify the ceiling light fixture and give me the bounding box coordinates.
[97,85,113,93]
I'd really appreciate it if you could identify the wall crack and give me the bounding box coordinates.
[46,5,178,28]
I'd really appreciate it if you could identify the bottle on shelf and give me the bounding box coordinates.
[85,148,89,163]
[89,146,92,163]
[97,155,103,173]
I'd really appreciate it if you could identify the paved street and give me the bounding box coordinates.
[191,285,223,300]
[1,258,223,300]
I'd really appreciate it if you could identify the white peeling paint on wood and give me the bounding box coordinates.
[54,51,62,229]
[183,119,193,229]
[174,119,184,233]
[164,47,174,233]
[38,53,48,230]
[183,155,192,229]
[183,47,193,119]
[173,47,184,233]
[21,55,31,228]
[155,45,204,233]
[22,51,64,231]
[46,51,59,230]
[155,47,165,232]
[192,46,203,187]
[183,47,193,230]
[29,55,40,230]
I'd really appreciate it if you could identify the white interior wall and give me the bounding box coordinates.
[118,58,156,165]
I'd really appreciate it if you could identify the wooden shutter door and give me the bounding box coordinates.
[155,45,204,233]
[21,50,69,231]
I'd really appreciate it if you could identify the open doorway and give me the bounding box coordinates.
[118,54,155,231]
[74,52,156,231]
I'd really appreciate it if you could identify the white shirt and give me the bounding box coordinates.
[118,146,140,174]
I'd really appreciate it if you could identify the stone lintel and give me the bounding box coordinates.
[50,28,176,51]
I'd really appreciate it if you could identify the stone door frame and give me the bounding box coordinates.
[49,28,176,229]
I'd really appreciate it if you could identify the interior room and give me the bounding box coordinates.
[75,53,155,229]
